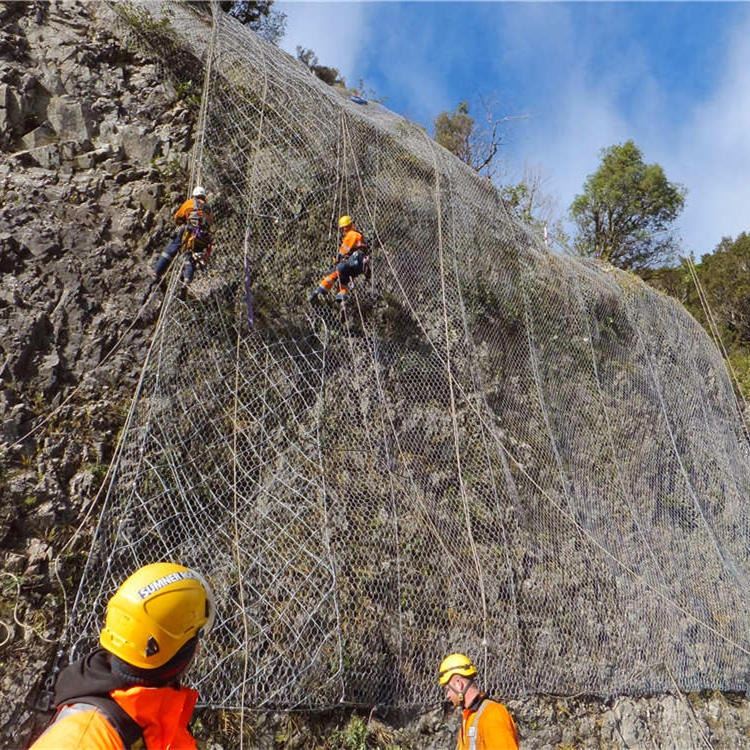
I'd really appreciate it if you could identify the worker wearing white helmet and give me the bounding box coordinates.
[153,185,214,288]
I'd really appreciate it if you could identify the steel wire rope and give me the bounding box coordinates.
[567,268,673,556]
[567,268,673,684]
[339,118,481,607]
[439,155,525,691]
[51,0,220,698]
[337,116,407,700]
[189,0,220,189]
[421,133,490,662]
[308,318,346,703]
[684,255,750,442]
[225,0,268,728]
[231,32,345,708]
[43,260,182,698]
[341,132,750,669]
[360,127,405,682]
[628,309,750,599]
[519,282,581,520]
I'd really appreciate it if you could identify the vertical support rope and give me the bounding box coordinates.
[189,0,220,189]
[684,255,750,441]
[231,250,250,746]
[425,138,490,659]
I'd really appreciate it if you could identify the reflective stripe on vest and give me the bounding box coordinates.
[468,698,491,750]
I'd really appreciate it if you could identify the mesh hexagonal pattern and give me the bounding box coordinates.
[66,1,750,709]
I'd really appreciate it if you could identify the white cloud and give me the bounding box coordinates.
[494,3,750,256]
[276,1,372,83]
[670,11,750,254]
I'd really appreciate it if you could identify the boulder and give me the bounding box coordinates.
[120,123,160,164]
[46,94,93,144]
[0,82,20,135]
[133,181,163,212]
[28,142,60,169]
[22,123,56,150]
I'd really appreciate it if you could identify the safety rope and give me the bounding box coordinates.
[423,133,490,667]
[0,572,56,647]
[37,260,183,705]
[189,0,220,189]
[684,255,750,441]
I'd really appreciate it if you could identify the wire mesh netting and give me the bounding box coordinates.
[67,1,750,709]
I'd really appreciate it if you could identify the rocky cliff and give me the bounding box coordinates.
[0,0,192,742]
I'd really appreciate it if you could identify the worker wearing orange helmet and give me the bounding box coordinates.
[309,214,370,304]
[438,653,519,750]
[29,563,215,750]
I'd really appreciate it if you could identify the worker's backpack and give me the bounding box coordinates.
[182,202,213,256]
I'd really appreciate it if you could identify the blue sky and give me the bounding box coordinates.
[277,1,750,258]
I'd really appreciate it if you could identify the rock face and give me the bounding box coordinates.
[0,1,194,743]
[3,2,750,749]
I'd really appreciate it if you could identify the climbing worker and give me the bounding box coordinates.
[309,214,370,304]
[438,653,519,750]
[153,185,214,287]
[29,562,215,750]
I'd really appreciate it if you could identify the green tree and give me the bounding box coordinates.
[687,233,750,346]
[641,233,750,395]
[434,101,474,165]
[570,140,686,270]
[221,1,286,45]
[296,46,345,88]
[433,98,514,177]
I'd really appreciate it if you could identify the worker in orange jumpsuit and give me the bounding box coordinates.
[309,215,369,303]
[154,185,214,285]
[439,653,519,750]
[28,563,215,750]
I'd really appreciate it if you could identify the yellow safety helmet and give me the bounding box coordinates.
[100,562,215,670]
[338,215,353,229]
[438,652,477,686]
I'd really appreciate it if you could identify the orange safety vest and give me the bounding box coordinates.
[28,685,199,750]
[338,228,365,259]
[457,697,519,750]
[174,197,213,227]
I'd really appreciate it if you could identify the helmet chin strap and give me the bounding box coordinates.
[457,677,476,709]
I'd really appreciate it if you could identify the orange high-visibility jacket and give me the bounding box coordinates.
[174,197,213,226]
[29,685,199,750]
[338,228,365,259]
[457,698,519,750]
